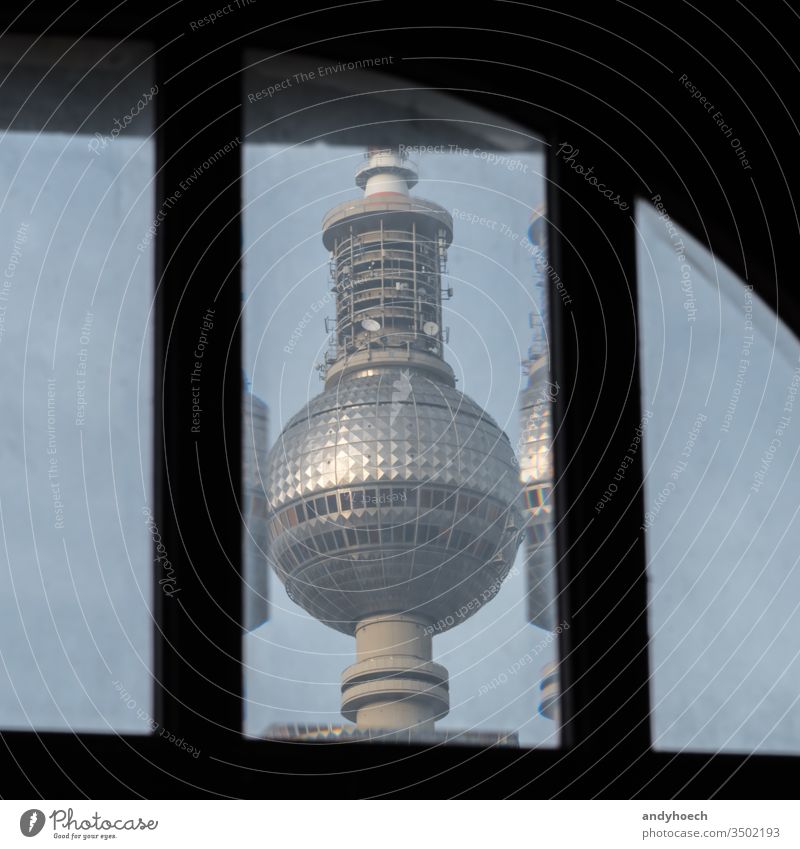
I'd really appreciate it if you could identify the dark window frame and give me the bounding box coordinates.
[1,1,798,798]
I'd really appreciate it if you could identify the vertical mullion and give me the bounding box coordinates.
[548,133,652,779]
[153,39,243,748]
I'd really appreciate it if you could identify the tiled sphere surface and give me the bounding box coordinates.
[518,357,557,630]
[264,369,524,634]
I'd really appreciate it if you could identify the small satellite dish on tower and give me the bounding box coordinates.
[362,318,381,332]
[423,321,439,337]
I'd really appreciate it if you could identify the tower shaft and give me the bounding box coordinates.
[341,614,449,734]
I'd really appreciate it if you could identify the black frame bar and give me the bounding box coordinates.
[153,27,244,754]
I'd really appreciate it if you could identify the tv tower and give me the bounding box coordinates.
[518,204,559,721]
[263,147,524,736]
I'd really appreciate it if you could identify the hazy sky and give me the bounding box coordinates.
[637,202,800,753]
[0,130,154,733]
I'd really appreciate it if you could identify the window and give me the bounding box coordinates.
[241,58,554,744]
[3,2,794,799]
[0,36,155,732]
[637,200,800,753]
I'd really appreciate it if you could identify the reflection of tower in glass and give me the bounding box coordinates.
[263,148,524,737]
[243,376,270,631]
[519,205,559,721]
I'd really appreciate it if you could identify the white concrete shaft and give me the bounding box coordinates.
[356,698,436,734]
[342,613,449,734]
[355,613,433,661]
[364,171,410,196]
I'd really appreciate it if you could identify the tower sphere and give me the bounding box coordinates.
[264,369,523,634]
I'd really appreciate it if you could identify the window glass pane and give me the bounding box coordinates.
[0,37,155,731]
[637,199,800,753]
[242,52,557,746]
